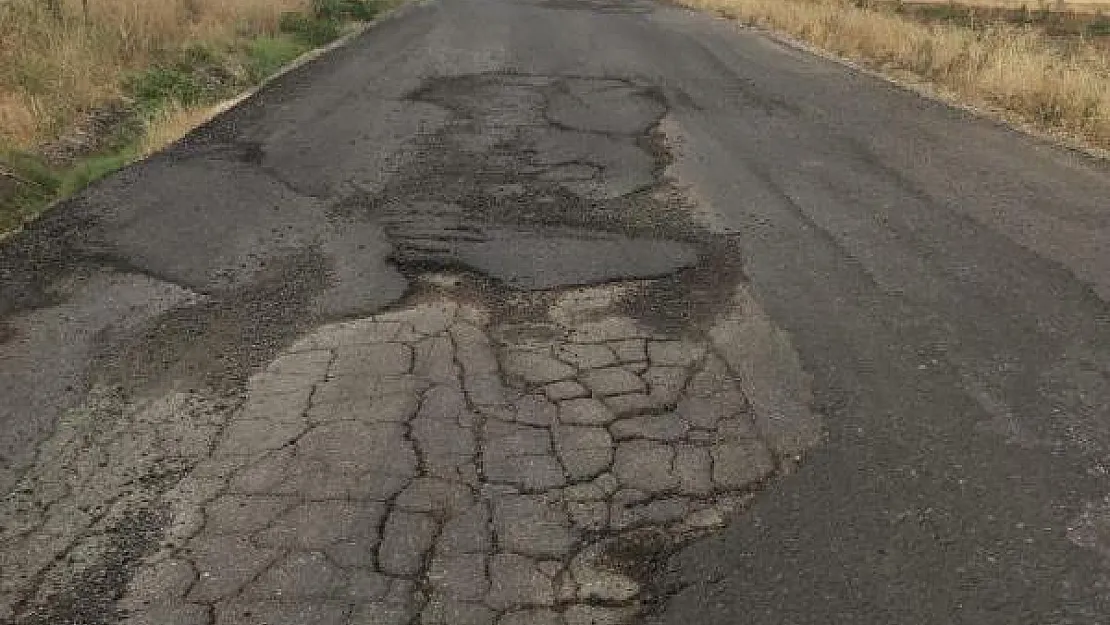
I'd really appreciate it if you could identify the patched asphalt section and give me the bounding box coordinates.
[6,0,1110,621]
[0,21,758,625]
[16,509,169,625]
[66,286,785,625]
[348,73,705,289]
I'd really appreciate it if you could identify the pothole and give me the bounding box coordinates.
[340,73,708,292]
[0,72,822,625]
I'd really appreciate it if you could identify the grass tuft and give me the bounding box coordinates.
[246,36,312,81]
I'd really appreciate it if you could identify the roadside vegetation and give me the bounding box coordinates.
[679,0,1110,155]
[0,0,386,236]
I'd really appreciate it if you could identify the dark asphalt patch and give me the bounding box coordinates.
[619,237,748,338]
[89,248,333,396]
[14,508,169,625]
[538,0,655,14]
[345,73,715,291]
[0,65,753,622]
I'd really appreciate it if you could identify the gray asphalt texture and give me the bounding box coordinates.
[3,0,1110,622]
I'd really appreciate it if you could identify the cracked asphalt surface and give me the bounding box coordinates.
[3,0,1110,622]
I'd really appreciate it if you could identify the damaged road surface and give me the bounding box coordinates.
[3,0,1110,624]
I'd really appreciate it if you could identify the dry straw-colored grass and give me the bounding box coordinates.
[0,0,309,149]
[138,102,226,155]
[680,0,1110,150]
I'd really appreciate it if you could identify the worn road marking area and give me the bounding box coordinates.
[1,277,817,625]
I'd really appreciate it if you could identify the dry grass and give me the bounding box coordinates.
[680,0,1110,151]
[0,0,384,237]
[911,0,1110,9]
[0,0,309,149]
[138,102,225,155]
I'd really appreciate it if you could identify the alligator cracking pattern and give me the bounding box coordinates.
[2,280,788,625]
[1,72,819,624]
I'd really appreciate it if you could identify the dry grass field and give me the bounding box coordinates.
[680,0,1110,154]
[0,0,309,149]
[909,0,1110,10]
[0,0,383,235]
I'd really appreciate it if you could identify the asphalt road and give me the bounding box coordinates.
[3,0,1110,622]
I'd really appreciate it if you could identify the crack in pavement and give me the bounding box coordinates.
[0,70,820,624]
[2,279,818,625]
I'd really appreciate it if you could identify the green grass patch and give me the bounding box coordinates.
[0,152,61,236]
[247,36,311,82]
[0,147,143,237]
[313,0,383,21]
[125,44,240,114]
[279,0,382,46]
[58,149,140,197]
[279,11,342,46]
[1086,15,1110,36]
